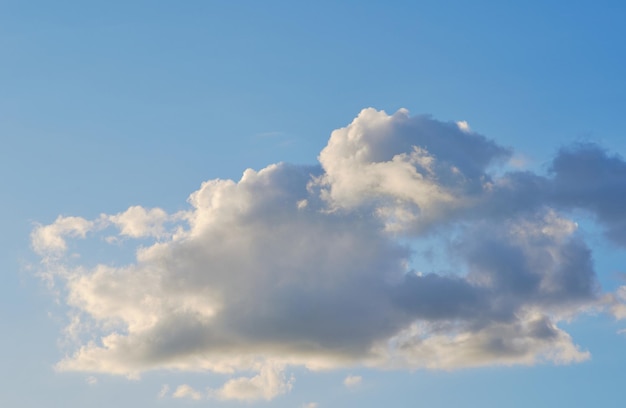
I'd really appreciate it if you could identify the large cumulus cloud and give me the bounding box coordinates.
[31,108,626,401]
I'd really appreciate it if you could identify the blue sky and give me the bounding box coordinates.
[3,1,626,407]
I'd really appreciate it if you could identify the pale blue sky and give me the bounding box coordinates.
[3,1,626,407]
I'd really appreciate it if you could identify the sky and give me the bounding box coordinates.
[3,1,626,407]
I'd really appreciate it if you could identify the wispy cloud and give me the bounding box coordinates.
[344,375,362,388]
[255,131,285,138]
[157,384,170,399]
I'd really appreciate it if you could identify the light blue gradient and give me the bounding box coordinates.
[2,1,625,407]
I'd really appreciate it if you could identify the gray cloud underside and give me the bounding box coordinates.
[33,109,626,389]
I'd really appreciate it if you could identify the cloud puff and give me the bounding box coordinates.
[31,216,94,258]
[211,364,293,401]
[107,206,171,239]
[316,108,510,232]
[172,384,202,400]
[343,375,362,388]
[549,144,626,245]
[32,108,626,400]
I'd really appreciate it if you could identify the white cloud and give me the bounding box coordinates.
[31,216,94,257]
[32,108,626,400]
[211,363,293,402]
[456,120,471,132]
[86,375,98,385]
[172,384,203,400]
[343,375,362,387]
[302,403,318,408]
[315,108,510,232]
[108,206,170,238]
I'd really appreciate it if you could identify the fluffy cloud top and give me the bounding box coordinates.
[211,364,293,401]
[316,108,511,232]
[32,108,626,401]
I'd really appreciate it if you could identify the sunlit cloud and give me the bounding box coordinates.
[32,108,626,400]
[172,384,202,400]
